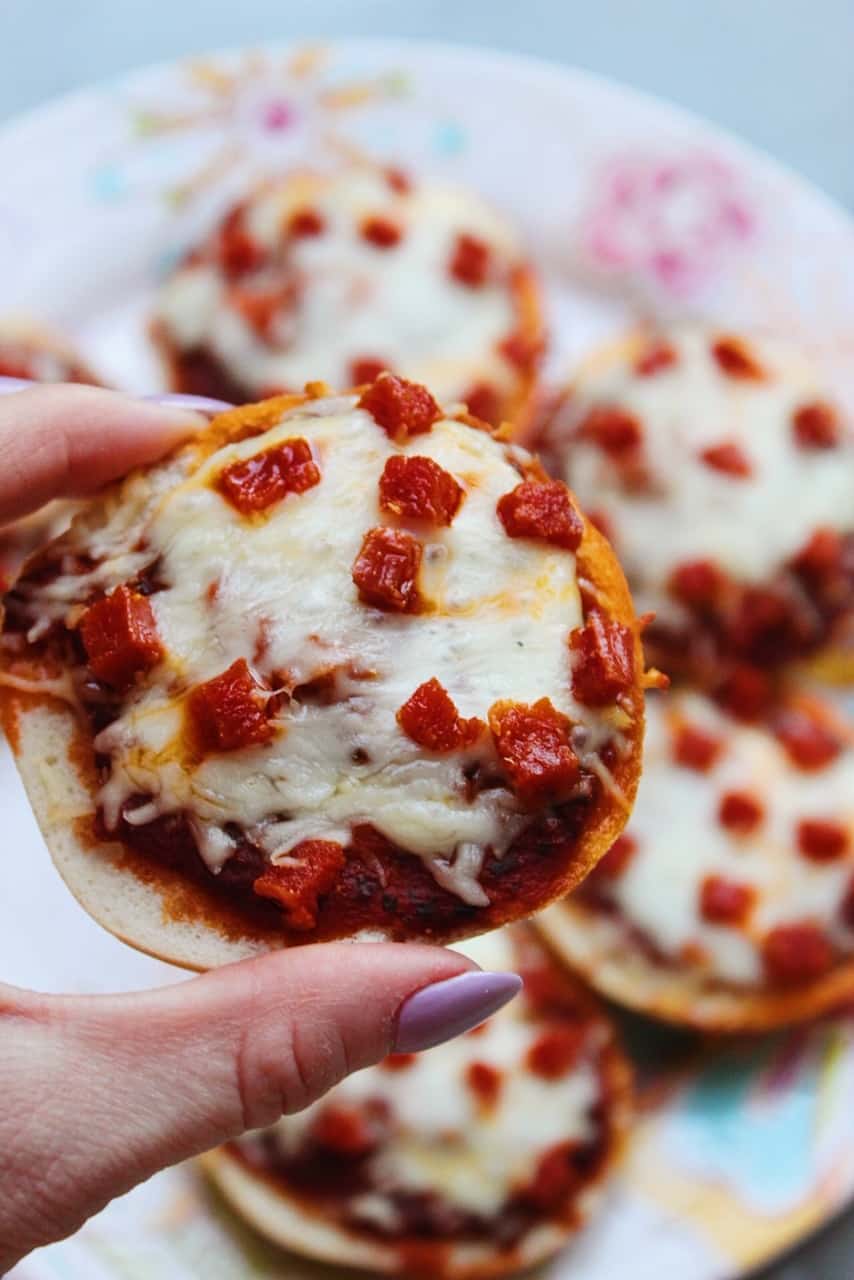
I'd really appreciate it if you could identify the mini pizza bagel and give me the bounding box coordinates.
[0,377,644,969]
[537,686,854,1032]
[545,327,854,684]
[200,926,632,1279]
[152,167,544,434]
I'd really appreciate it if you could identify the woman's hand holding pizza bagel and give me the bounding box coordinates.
[0,383,521,1272]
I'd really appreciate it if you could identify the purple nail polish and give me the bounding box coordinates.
[394,970,522,1054]
[142,392,233,414]
[0,376,32,395]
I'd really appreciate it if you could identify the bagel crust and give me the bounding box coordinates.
[202,926,632,1279]
[538,687,854,1032]
[1,382,644,970]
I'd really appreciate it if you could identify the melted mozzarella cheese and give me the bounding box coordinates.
[155,171,525,406]
[610,692,854,985]
[50,394,618,903]
[555,328,854,619]
[263,930,602,1220]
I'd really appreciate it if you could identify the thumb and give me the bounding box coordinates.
[0,944,520,1267]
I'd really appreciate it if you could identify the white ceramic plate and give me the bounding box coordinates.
[3,39,854,1280]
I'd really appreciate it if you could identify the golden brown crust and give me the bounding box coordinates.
[0,395,644,971]
[536,898,854,1034]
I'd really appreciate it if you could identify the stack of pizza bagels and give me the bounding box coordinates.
[539,326,854,1032]
[1,162,850,1276]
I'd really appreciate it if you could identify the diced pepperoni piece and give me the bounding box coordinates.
[287,207,326,237]
[497,479,583,551]
[635,340,678,377]
[796,818,849,862]
[719,790,764,834]
[714,664,772,722]
[527,1025,585,1079]
[309,1102,379,1156]
[186,658,274,754]
[774,709,841,771]
[762,922,834,985]
[352,527,423,612]
[700,875,755,925]
[253,839,345,930]
[361,215,402,248]
[218,204,265,276]
[349,356,388,386]
[673,723,723,772]
[216,437,320,514]
[669,559,726,607]
[499,330,542,372]
[489,698,579,804]
[522,1142,579,1209]
[381,1053,417,1072]
[379,455,464,526]
[230,282,298,340]
[577,405,642,457]
[699,441,752,478]
[790,527,843,578]
[358,374,441,440]
[397,677,483,752]
[386,166,412,195]
[711,336,764,380]
[792,401,840,449]
[588,833,637,884]
[569,609,635,706]
[465,1060,503,1108]
[463,382,501,425]
[449,232,491,287]
[79,586,163,690]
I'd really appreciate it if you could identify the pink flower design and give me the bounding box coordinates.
[582,152,755,297]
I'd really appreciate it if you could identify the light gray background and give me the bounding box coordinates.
[1,3,853,1278]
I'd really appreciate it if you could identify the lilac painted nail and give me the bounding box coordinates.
[142,392,233,414]
[394,970,523,1053]
[0,376,32,395]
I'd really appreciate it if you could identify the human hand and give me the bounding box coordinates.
[0,384,521,1272]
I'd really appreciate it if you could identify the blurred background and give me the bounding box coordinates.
[2,5,853,1279]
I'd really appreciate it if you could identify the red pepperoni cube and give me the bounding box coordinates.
[218,203,266,276]
[527,1025,585,1079]
[796,818,849,862]
[711,336,765,380]
[762,922,834,985]
[774,709,841,771]
[287,207,326,237]
[352,527,423,612]
[569,610,635,706]
[714,664,772,722]
[465,1060,503,1108]
[463,382,501,425]
[718,790,764,834]
[379,455,464,526]
[397,677,483,752]
[186,658,275,754]
[349,356,389,386]
[309,1101,380,1156]
[792,401,840,449]
[589,832,638,884]
[230,282,298,340]
[790,528,844,578]
[669,559,726,607]
[499,330,542,372]
[489,697,579,805]
[496,480,583,551]
[449,232,491,287]
[380,1053,417,1072]
[361,215,403,248]
[699,875,755,926]
[577,405,643,457]
[216,437,320,514]
[253,839,345,931]
[357,374,441,440]
[385,167,412,195]
[635,340,678,377]
[699,441,753,478]
[79,586,163,690]
[523,1142,579,1209]
[673,723,723,772]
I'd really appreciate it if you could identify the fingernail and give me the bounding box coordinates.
[141,392,233,415]
[0,376,32,395]
[394,970,522,1053]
